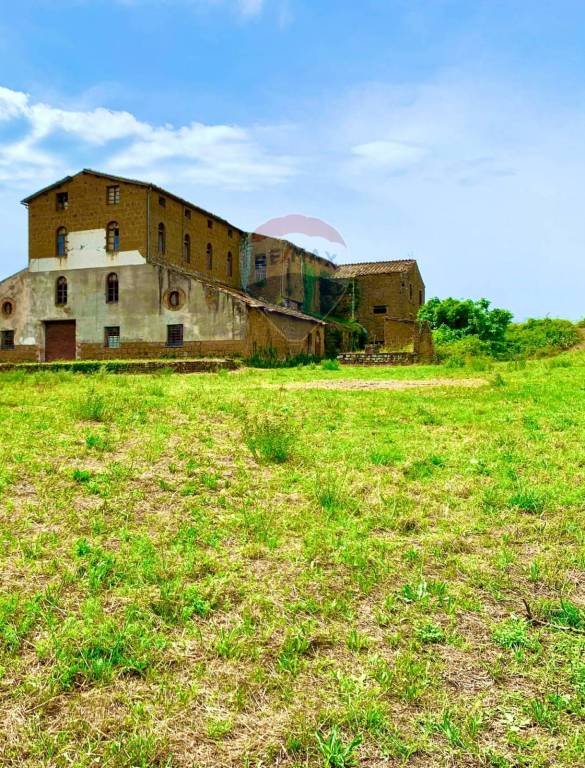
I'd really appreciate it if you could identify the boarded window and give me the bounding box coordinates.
[104,326,120,349]
[1,330,15,350]
[55,276,68,306]
[56,192,68,211]
[373,305,387,314]
[206,243,213,270]
[56,227,67,258]
[255,254,267,282]
[107,185,120,205]
[106,273,119,304]
[227,251,233,277]
[158,223,166,255]
[167,324,184,347]
[183,234,191,263]
[106,221,120,252]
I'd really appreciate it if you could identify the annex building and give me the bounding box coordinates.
[0,170,425,363]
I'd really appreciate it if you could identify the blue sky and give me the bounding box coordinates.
[1,0,585,319]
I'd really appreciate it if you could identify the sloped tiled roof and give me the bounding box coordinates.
[334,260,415,278]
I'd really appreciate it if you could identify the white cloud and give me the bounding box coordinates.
[0,85,296,191]
[351,140,427,171]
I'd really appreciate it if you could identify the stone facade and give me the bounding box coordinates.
[0,169,426,364]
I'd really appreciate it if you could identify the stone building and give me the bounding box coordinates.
[0,169,425,363]
[0,170,325,362]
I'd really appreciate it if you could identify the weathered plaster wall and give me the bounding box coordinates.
[0,270,37,360]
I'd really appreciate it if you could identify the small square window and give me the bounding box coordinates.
[167,324,184,347]
[159,196,166,207]
[104,326,121,349]
[56,192,68,211]
[373,305,387,315]
[1,330,15,350]
[107,185,120,205]
[185,208,191,219]
[207,218,213,229]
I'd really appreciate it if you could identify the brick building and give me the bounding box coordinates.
[0,169,425,363]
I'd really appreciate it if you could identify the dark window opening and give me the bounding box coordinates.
[1,301,13,316]
[184,208,191,219]
[206,243,213,270]
[106,273,119,304]
[55,276,68,306]
[228,227,233,238]
[159,196,166,207]
[104,326,120,349]
[56,192,68,211]
[168,290,181,308]
[373,305,387,314]
[183,233,191,263]
[167,324,184,347]
[226,251,233,277]
[1,330,15,350]
[107,185,120,205]
[409,284,413,301]
[56,227,67,258]
[158,223,166,255]
[255,254,267,282]
[419,289,423,305]
[106,221,120,253]
[207,218,213,229]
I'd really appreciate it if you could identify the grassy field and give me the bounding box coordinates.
[0,354,584,767]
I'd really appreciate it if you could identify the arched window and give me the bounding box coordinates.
[106,273,119,304]
[206,243,213,271]
[56,227,67,258]
[106,222,120,253]
[158,223,166,255]
[55,276,68,306]
[183,233,191,263]
[226,251,233,277]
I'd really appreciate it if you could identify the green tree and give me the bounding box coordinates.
[418,297,513,343]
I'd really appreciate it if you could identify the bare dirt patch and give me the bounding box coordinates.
[279,377,487,391]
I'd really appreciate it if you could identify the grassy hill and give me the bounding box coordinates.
[0,354,584,767]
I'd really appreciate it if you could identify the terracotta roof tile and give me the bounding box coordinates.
[334,260,416,277]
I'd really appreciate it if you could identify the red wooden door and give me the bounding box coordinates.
[45,321,76,361]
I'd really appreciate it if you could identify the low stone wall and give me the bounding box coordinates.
[337,352,418,366]
[0,358,240,375]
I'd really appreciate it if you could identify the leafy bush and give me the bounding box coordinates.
[321,358,341,371]
[419,297,512,343]
[245,348,321,368]
[506,318,580,358]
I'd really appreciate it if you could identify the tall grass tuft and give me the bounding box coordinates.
[244,410,295,463]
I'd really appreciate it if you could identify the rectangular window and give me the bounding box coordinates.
[104,326,120,349]
[255,254,267,282]
[1,330,15,350]
[184,208,191,219]
[373,305,387,314]
[419,289,423,305]
[167,324,184,347]
[207,218,213,229]
[56,192,68,211]
[107,185,120,205]
[228,227,233,238]
[159,196,166,207]
[409,284,413,301]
